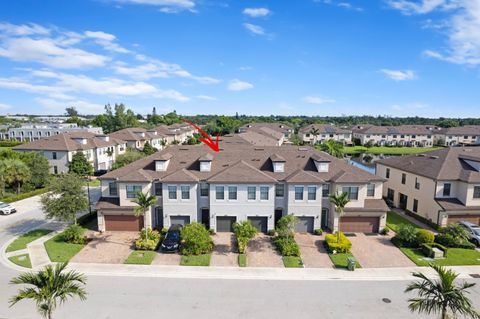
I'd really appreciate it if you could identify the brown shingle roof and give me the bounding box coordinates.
[436,198,480,211]
[299,124,351,135]
[95,197,134,211]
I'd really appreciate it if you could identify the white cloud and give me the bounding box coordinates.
[85,30,129,53]
[302,95,336,104]
[380,69,417,81]
[243,23,266,36]
[0,102,12,110]
[111,0,196,13]
[386,0,450,15]
[243,8,271,17]
[391,102,429,112]
[228,79,254,91]
[316,1,364,12]
[35,97,104,113]
[196,95,217,101]
[0,22,50,36]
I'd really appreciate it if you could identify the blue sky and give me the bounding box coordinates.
[0,0,479,117]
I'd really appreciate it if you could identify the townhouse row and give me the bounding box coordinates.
[0,123,103,142]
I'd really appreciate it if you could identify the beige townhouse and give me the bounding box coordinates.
[351,124,439,147]
[108,127,166,150]
[96,135,388,234]
[435,126,480,146]
[299,124,352,145]
[239,123,294,141]
[376,147,480,226]
[13,132,127,174]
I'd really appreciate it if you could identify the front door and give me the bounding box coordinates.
[321,208,329,229]
[274,209,283,226]
[155,207,163,229]
[399,193,408,210]
[201,208,210,229]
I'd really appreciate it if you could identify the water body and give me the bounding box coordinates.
[347,153,398,174]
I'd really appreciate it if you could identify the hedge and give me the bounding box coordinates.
[2,188,48,203]
[420,242,448,258]
[325,232,352,253]
[0,140,24,147]
[274,236,300,257]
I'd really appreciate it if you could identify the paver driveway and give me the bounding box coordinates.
[349,233,415,268]
[211,233,238,267]
[247,234,283,267]
[295,233,333,268]
[71,231,137,264]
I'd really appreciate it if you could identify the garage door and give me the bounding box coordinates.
[104,215,143,231]
[340,217,380,233]
[447,214,480,225]
[248,217,268,233]
[170,216,190,226]
[216,216,236,232]
[295,217,314,233]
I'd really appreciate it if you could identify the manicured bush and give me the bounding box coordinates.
[435,224,475,249]
[416,229,435,245]
[61,224,86,244]
[380,228,390,235]
[135,238,159,251]
[238,254,247,267]
[274,237,300,257]
[325,232,352,253]
[0,140,23,147]
[420,242,448,258]
[314,229,323,236]
[2,188,48,203]
[394,224,418,247]
[140,228,161,241]
[233,220,258,254]
[180,222,213,255]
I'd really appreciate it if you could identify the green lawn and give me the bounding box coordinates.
[328,252,361,269]
[386,211,420,233]
[238,254,247,267]
[124,251,157,265]
[180,254,211,266]
[6,229,53,252]
[282,256,303,268]
[87,179,101,187]
[44,233,86,262]
[399,247,480,266]
[344,146,442,155]
[8,254,32,268]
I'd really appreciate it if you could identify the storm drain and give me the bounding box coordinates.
[382,298,392,304]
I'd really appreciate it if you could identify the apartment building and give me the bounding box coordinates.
[376,147,480,226]
[299,124,352,145]
[351,125,438,147]
[0,123,103,142]
[13,132,127,174]
[108,128,166,150]
[165,123,197,143]
[96,136,388,233]
[239,123,294,140]
[436,126,480,146]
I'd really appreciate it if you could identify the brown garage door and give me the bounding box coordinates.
[105,215,143,231]
[340,217,380,233]
[447,214,480,225]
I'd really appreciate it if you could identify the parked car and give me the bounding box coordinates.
[0,202,16,215]
[459,221,480,246]
[161,224,182,252]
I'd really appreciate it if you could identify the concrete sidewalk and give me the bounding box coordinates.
[68,262,480,281]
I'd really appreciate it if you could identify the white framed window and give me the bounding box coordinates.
[200,183,209,197]
[342,186,359,200]
[260,186,269,200]
[228,186,237,200]
[248,186,256,200]
[367,184,375,197]
[295,186,304,200]
[168,186,177,199]
[216,186,225,200]
[109,182,118,196]
[275,184,284,198]
[126,185,142,199]
[307,186,316,201]
[181,186,190,200]
[322,184,330,197]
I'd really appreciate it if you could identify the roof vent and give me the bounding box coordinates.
[254,148,264,151]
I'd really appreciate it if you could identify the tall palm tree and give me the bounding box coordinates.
[309,127,320,144]
[329,191,350,242]
[0,159,7,197]
[405,265,480,319]
[4,158,31,194]
[133,191,157,239]
[320,139,344,158]
[9,262,87,319]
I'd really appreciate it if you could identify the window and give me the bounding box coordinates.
[473,186,480,199]
[322,184,330,197]
[168,186,177,199]
[387,188,394,201]
[154,183,162,196]
[443,183,451,197]
[200,183,209,197]
[127,185,142,199]
[216,186,224,200]
[413,199,419,213]
[248,186,256,200]
[367,184,375,197]
[415,178,420,190]
[308,186,316,200]
[181,186,190,199]
[295,186,304,200]
[401,173,406,184]
[342,186,359,200]
[109,182,118,196]
[228,186,237,200]
[386,168,390,179]
[52,152,57,160]
[260,186,269,200]
[275,184,284,198]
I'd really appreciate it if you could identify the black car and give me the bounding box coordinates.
[161,224,182,252]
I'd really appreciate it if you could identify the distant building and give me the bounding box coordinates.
[299,124,352,145]
[351,125,439,147]
[238,123,293,146]
[435,126,480,146]
[1,123,103,142]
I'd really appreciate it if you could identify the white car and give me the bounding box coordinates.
[0,202,16,215]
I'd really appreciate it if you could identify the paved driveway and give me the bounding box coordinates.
[71,231,137,264]
[247,234,283,267]
[295,233,333,268]
[349,233,415,268]
[211,233,238,267]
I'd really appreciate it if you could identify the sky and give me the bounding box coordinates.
[0,0,479,117]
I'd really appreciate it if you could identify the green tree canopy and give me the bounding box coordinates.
[4,158,31,194]
[142,141,156,156]
[69,152,94,177]
[112,149,145,170]
[22,152,50,188]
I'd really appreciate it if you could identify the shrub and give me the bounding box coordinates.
[325,232,352,253]
[420,243,448,258]
[2,188,48,203]
[180,222,213,255]
[233,220,258,254]
[135,238,159,251]
[274,237,300,257]
[160,227,168,235]
[435,234,475,249]
[238,254,247,267]
[61,224,86,244]
[139,228,161,241]
[314,229,323,236]
[380,228,390,235]
[267,229,276,237]
[416,229,435,245]
[208,229,216,235]
[394,224,418,247]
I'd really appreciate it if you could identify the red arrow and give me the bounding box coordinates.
[180,118,220,152]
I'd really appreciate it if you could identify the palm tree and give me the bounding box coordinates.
[0,160,7,197]
[320,139,344,158]
[405,265,480,319]
[132,191,157,239]
[4,158,31,194]
[9,262,87,319]
[329,191,350,242]
[309,127,320,144]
